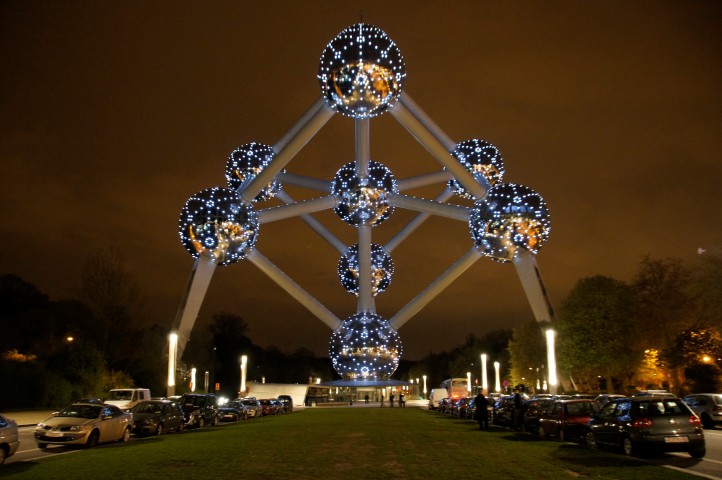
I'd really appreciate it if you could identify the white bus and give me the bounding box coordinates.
[440,378,470,400]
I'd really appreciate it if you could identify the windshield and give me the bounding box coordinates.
[638,399,689,417]
[58,405,102,419]
[108,390,133,401]
[132,402,162,414]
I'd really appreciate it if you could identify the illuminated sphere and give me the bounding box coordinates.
[469,183,550,262]
[332,160,398,226]
[225,142,281,202]
[329,312,402,380]
[338,243,394,296]
[178,187,259,266]
[318,23,406,118]
[448,139,505,199]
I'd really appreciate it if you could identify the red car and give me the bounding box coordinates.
[538,399,597,442]
[259,399,280,416]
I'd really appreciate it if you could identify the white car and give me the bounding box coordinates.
[35,402,132,448]
[0,413,19,464]
[239,398,262,418]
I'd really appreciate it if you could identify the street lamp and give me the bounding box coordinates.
[466,371,471,394]
[494,361,501,392]
[481,354,488,391]
[422,375,427,399]
[240,355,248,396]
[167,332,178,397]
[546,329,558,394]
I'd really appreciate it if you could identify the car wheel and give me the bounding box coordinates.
[538,425,547,438]
[622,437,637,457]
[690,447,706,459]
[0,447,7,465]
[156,423,164,436]
[85,430,99,449]
[701,414,715,430]
[559,428,567,443]
[120,427,131,443]
[37,443,48,449]
[585,431,597,449]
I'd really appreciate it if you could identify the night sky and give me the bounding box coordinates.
[2,1,721,360]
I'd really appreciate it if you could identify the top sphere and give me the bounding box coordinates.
[318,24,405,118]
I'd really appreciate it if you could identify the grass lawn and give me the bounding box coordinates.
[2,407,698,480]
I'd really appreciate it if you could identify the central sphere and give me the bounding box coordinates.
[329,312,402,381]
[332,160,398,226]
[318,23,406,118]
[338,243,394,296]
[178,187,259,266]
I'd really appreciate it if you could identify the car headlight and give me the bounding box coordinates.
[69,425,91,432]
[36,423,46,430]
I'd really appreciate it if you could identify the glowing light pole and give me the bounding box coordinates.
[240,355,248,397]
[494,361,501,392]
[167,333,178,397]
[190,367,197,392]
[466,371,472,395]
[480,354,488,391]
[546,329,558,394]
[423,375,427,399]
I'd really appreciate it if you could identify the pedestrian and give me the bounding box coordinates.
[473,389,489,430]
[390,392,395,407]
[380,393,384,407]
[512,387,524,431]
[365,394,369,404]
[399,392,405,408]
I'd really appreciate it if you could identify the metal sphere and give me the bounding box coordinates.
[225,142,282,202]
[318,23,405,118]
[338,243,394,296]
[329,312,402,381]
[332,160,398,226]
[448,139,505,199]
[178,187,259,266]
[469,183,550,262]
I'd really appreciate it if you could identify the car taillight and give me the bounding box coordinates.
[633,418,653,428]
[690,415,702,426]
[713,406,722,412]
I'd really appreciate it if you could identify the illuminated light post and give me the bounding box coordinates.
[240,355,248,396]
[416,378,420,398]
[423,375,427,399]
[481,354,488,391]
[494,361,501,392]
[546,329,558,394]
[466,371,472,395]
[204,370,210,393]
[190,367,197,392]
[167,333,178,397]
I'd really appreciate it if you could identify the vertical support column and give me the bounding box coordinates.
[357,224,375,313]
[355,118,370,176]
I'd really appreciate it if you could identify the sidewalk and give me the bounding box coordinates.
[2,410,54,427]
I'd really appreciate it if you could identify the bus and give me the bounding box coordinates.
[440,378,470,399]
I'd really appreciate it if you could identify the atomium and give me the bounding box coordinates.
[331,160,398,227]
[318,23,406,118]
[171,23,555,387]
[338,243,394,296]
[469,183,550,262]
[225,142,282,202]
[178,187,259,266]
[329,312,402,380]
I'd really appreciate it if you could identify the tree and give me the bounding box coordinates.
[557,275,639,393]
[508,319,547,391]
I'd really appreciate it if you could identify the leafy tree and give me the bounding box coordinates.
[557,275,639,393]
[508,319,548,391]
[693,248,722,327]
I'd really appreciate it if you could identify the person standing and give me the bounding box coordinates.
[473,389,489,430]
[399,392,405,408]
[389,392,395,407]
[512,387,524,431]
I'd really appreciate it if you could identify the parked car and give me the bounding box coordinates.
[594,394,625,410]
[450,397,471,418]
[438,398,453,415]
[240,398,262,418]
[130,400,185,435]
[684,393,722,429]
[271,399,286,414]
[180,393,218,428]
[587,396,705,458]
[0,413,19,464]
[35,402,132,448]
[278,395,294,413]
[218,400,248,422]
[259,399,280,416]
[523,398,556,433]
[538,399,596,442]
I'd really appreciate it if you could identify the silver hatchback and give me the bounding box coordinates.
[684,393,722,429]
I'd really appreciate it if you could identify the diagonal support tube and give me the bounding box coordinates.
[397,171,453,192]
[277,172,331,193]
[247,249,341,330]
[385,188,455,253]
[275,190,346,253]
[388,193,469,221]
[390,94,488,200]
[258,195,338,224]
[390,247,483,330]
[241,97,335,202]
